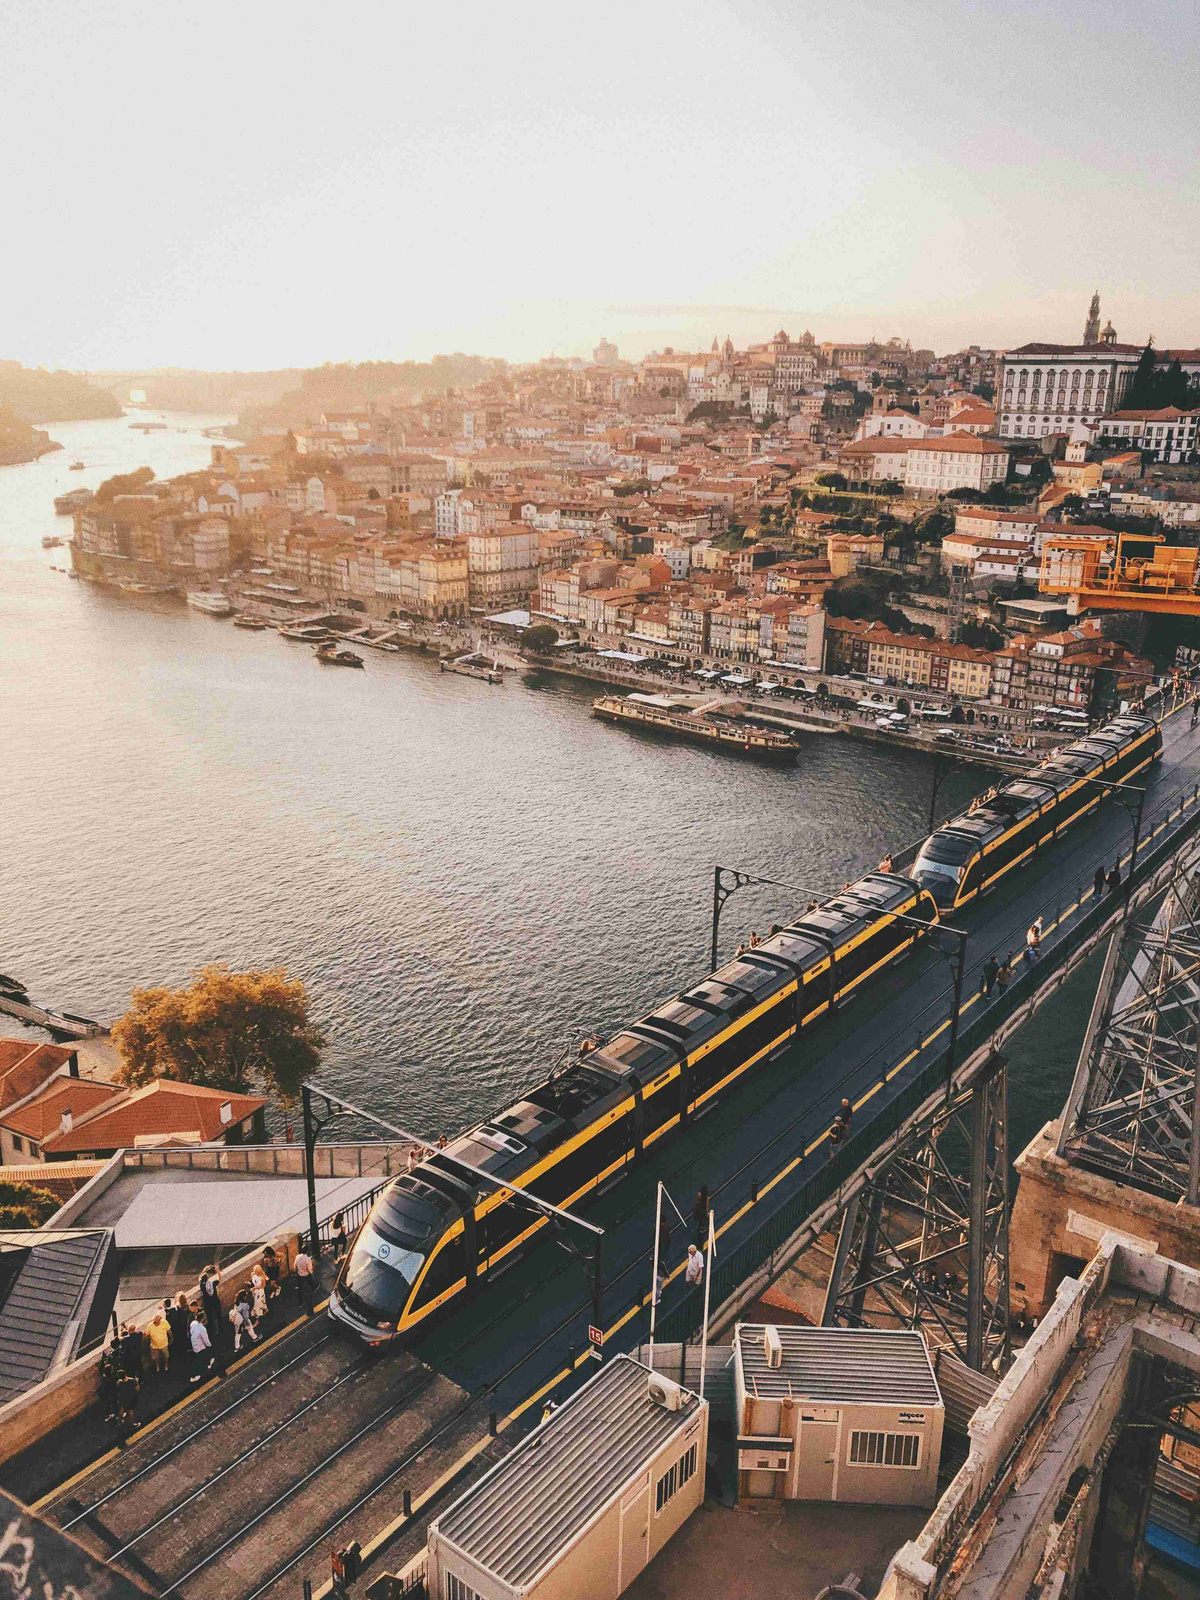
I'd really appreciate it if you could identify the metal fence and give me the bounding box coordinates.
[654,783,1200,1348]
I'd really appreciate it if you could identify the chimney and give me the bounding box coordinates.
[60,1109,74,1135]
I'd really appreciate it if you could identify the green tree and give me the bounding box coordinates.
[1125,343,1159,408]
[96,466,155,502]
[816,472,848,491]
[0,1179,61,1227]
[972,382,995,402]
[112,964,325,1102]
[958,619,1005,652]
[521,624,560,654]
[914,507,953,545]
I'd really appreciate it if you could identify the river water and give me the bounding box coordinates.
[0,412,1085,1153]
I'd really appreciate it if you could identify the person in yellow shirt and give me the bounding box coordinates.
[146,1309,171,1374]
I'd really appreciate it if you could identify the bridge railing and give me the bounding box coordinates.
[654,776,1200,1348]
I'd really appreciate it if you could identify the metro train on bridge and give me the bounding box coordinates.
[329,711,1162,1346]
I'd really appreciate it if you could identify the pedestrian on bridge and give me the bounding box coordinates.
[146,1311,170,1375]
[1093,865,1107,899]
[294,1243,317,1316]
[1107,864,1122,896]
[200,1265,223,1346]
[685,1244,705,1286]
[189,1310,215,1384]
[981,954,999,997]
[1025,918,1043,965]
[996,957,1012,994]
[168,1293,191,1366]
[692,1188,710,1245]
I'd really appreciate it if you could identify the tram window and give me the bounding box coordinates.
[692,1004,790,1095]
[800,965,831,1019]
[716,959,789,999]
[644,1079,679,1137]
[411,1233,466,1311]
[961,859,983,896]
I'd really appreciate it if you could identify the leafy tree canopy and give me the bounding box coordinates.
[112,964,324,1102]
[686,401,733,422]
[958,619,1005,652]
[0,1179,61,1227]
[521,624,560,654]
[816,471,848,491]
[96,466,155,502]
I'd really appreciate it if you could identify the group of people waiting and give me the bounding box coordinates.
[100,1230,337,1437]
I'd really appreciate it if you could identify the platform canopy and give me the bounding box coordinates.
[114,1177,381,1249]
[485,608,531,628]
[597,649,649,663]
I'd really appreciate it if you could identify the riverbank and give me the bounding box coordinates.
[0,420,61,466]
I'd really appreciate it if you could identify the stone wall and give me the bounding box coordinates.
[1010,1119,1200,1318]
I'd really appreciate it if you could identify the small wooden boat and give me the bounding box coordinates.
[315,644,364,669]
[233,614,268,630]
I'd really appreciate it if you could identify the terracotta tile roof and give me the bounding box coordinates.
[906,432,1008,455]
[0,1041,77,1113]
[43,1080,266,1154]
[1,1079,118,1141]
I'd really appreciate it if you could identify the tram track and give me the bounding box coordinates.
[55,1327,335,1528]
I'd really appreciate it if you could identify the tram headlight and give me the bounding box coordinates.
[376,1319,395,1331]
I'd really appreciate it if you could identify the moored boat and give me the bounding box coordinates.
[186,590,233,616]
[592,692,798,761]
[233,614,268,630]
[69,460,85,470]
[315,643,364,668]
[279,623,333,642]
[439,651,504,684]
[54,487,93,513]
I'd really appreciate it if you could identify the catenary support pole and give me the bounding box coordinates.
[1124,788,1146,920]
[648,1182,663,1363]
[966,1072,989,1370]
[710,866,722,973]
[699,1210,715,1402]
[592,1233,605,1361]
[301,1084,321,1259]
[944,935,967,1104]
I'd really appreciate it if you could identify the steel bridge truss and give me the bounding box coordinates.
[1058,858,1200,1205]
[821,1052,1010,1372]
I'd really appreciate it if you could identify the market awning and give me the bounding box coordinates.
[598,650,650,664]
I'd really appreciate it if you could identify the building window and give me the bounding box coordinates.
[656,1443,698,1512]
[445,1576,480,1600]
[848,1430,921,1468]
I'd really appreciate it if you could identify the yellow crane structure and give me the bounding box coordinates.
[1039,530,1200,616]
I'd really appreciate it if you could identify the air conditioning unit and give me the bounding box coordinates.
[764,1326,783,1370]
[648,1373,683,1412]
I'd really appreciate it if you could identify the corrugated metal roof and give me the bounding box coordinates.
[736,1325,942,1408]
[933,1347,999,1434]
[436,1355,703,1590]
[0,1229,114,1403]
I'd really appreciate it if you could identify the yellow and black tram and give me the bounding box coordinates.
[911,713,1161,910]
[328,872,936,1344]
[329,709,1162,1346]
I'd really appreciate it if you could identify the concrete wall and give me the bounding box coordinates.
[0,1229,299,1467]
[877,1238,1120,1600]
[1010,1120,1200,1318]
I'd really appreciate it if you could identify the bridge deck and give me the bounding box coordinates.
[14,709,1200,1599]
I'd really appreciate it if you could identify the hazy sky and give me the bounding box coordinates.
[3,0,1197,371]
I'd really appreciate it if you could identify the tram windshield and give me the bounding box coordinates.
[339,1220,426,1317]
[913,833,977,904]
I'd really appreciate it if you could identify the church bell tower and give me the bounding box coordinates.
[1082,291,1101,346]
